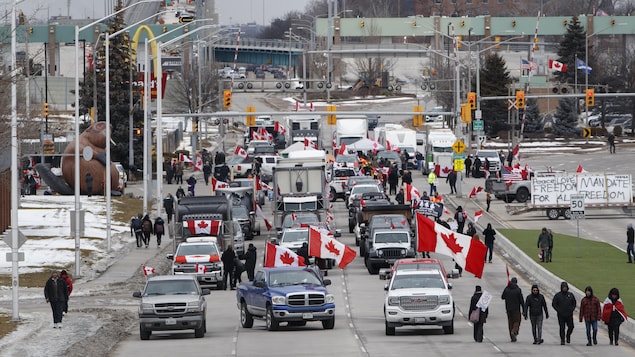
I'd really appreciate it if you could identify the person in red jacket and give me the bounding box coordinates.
[602,287,627,345]
[579,286,601,346]
[60,270,73,314]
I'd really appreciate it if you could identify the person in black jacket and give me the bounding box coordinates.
[244,243,257,281]
[446,170,457,194]
[627,223,634,263]
[483,223,496,263]
[44,270,68,328]
[552,281,577,345]
[469,285,488,342]
[203,163,212,185]
[501,277,524,342]
[524,284,549,344]
[297,242,310,266]
[163,193,175,223]
[221,245,236,290]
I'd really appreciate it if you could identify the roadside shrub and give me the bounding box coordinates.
[613,125,623,136]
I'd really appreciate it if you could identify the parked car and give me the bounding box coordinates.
[255,69,265,79]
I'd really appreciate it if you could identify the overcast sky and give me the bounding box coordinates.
[15,0,312,25]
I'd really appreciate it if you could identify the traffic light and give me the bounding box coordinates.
[192,119,199,133]
[246,105,256,126]
[327,105,337,125]
[494,36,501,49]
[467,92,476,110]
[359,20,365,28]
[456,36,462,48]
[586,88,595,107]
[533,37,539,50]
[515,90,525,109]
[223,89,232,109]
[134,128,143,136]
[413,105,423,127]
[42,102,49,117]
[461,104,472,123]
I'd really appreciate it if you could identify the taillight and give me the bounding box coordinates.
[237,165,242,170]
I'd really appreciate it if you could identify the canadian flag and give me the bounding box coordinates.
[264,242,306,267]
[511,144,520,163]
[257,127,273,142]
[405,183,420,202]
[372,141,379,155]
[548,59,567,72]
[304,138,318,150]
[252,131,265,141]
[187,220,222,236]
[473,210,483,223]
[274,121,287,135]
[326,211,335,223]
[416,212,488,278]
[576,164,587,173]
[142,265,155,276]
[290,213,297,221]
[234,146,248,159]
[386,140,392,151]
[194,153,203,171]
[255,204,272,231]
[261,181,273,192]
[196,263,207,274]
[255,176,262,190]
[308,226,357,269]
[211,177,229,192]
[469,186,484,198]
[337,142,347,156]
[179,153,192,163]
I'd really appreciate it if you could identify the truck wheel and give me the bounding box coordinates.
[355,235,360,246]
[515,188,529,203]
[502,195,515,203]
[266,306,279,331]
[330,188,337,202]
[348,219,355,233]
[443,320,454,334]
[365,259,379,274]
[194,319,206,338]
[240,302,254,328]
[385,320,396,335]
[140,327,151,340]
[360,244,366,257]
[546,209,560,220]
[322,317,335,329]
[561,208,571,220]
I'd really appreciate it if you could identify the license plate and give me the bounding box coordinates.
[165,318,177,325]
[302,313,313,319]
[414,317,426,323]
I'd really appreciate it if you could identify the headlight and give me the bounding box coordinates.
[377,250,383,257]
[325,294,335,304]
[139,303,154,314]
[400,249,406,256]
[187,301,204,312]
[439,295,451,304]
[271,295,286,305]
[388,296,400,306]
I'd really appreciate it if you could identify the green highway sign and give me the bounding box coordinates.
[473,120,484,131]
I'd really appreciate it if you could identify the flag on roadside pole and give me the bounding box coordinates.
[576,58,592,74]
[255,204,272,231]
[521,59,537,71]
[548,59,567,72]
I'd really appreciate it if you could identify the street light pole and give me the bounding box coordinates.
[74,0,161,277]
[326,0,332,102]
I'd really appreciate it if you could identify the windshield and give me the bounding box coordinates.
[432,146,453,153]
[282,213,319,228]
[339,137,361,146]
[282,230,308,243]
[144,280,199,296]
[396,263,442,272]
[232,206,249,219]
[176,243,219,256]
[336,155,357,163]
[351,185,380,195]
[378,152,400,160]
[269,270,322,287]
[477,151,499,159]
[390,274,446,290]
[374,232,409,244]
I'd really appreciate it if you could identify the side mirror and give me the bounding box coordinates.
[335,229,342,238]
[270,238,278,244]
[201,289,211,296]
[249,211,255,216]
[133,291,142,298]
[166,253,174,260]
[384,284,389,291]
[323,279,331,286]
[447,282,453,290]
[253,281,265,288]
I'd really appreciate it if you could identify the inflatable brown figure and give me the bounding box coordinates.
[37,122,121,196]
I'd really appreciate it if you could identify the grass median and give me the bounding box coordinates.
[500,229,634,317]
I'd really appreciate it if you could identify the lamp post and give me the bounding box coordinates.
[73,0,161,278]
[9,0,20,321]
[287,30,309,107]
[104,10,170,251]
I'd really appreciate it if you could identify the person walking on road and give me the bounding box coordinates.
[427,171,437,196]
[483,223,496,263]
[469,285,489,342]
[446,170,457,194]
[244,243,257,281]
[187,175,197,196]
[579,286,601,346]
[552,281,577,345]
[627,224,634,263]
[175,163,184,184]
[131,214,143,248]
[464,155,472,178]
[602,287,627,345]
[44,270,68,328]
[608,133,616,154]
[163,193,175,223]
[154,217,165,247]
[388,165,399,195]
[454,206,467,234]
[141,214,153,248]
[524,284,549,344]
[60,270,73,314]
[203,162,212,185]
[221,245,236,290]
[486,192,491,212]
[501,277,524,342]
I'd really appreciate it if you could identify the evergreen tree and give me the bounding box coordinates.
[522,98,542,133]
[77,1,143,169]
[554,15,587,84]
[552,98,579,136]
[479,52,512,137]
